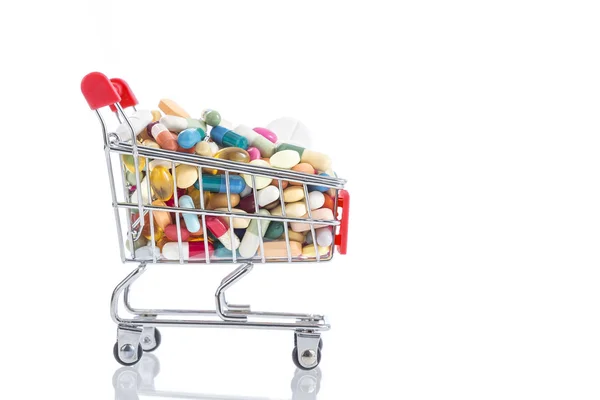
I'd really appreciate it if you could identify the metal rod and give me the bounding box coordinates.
[109,144,345,188]
[251,175,265,263]
[278,180,292,262]
[224,170,236,263]
[172,161,183,264]
[95,110,126,262]
[197,166,210,264]
[115,203,339,226]
[302,184,320,262]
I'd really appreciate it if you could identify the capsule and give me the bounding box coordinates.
[162,241,214,260]
[210,126,248,149]
[264,221,285,240]
[177,128,206,149]
[152,199,173,231]
[201,109,221,127]
[209,147,250,174]
[277,143,331,172]
[253,127,278,143]
[150,166,174,201]
[205,216,240,250]
[160,115,207,133]
[233,125,276,157]
[151,123,178,151]
[246,147,261,160]
[115,109,153,141]
[179,195,201,233]
[164,224,191,241]
[193,174,246,194]
[239,209,271,258]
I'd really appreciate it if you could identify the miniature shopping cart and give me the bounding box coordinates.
[81,72,350,371]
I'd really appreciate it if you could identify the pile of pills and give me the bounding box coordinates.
[122,99,338,262]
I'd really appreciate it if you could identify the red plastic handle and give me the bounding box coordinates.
[335,189,350,255]
[108,78,139,112]
[81,72,138,112]
[81,72,121,110]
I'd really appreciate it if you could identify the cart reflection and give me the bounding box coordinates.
[113,353,322,400]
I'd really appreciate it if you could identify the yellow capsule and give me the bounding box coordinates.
[122,155,146,173]
[150,166,174,201]
[210,147,250,174]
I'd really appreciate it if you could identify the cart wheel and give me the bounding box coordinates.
[114,342,143,366]
[141,328,162,352]
[292,347,322,371]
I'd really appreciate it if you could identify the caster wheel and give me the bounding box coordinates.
[141,328,161,352]
[292,347,322,371]
[114,342,143,366]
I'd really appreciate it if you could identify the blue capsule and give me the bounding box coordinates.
[177,128,205,149]
[194,174,246,194]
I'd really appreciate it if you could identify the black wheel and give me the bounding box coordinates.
[114,342,143,366]
[292,347,322,371]
[142,328,162,352]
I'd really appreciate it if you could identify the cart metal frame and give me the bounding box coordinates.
[81,72,350,371]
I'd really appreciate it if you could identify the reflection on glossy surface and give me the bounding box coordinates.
[113,353,322,400]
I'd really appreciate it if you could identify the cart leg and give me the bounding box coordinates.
[215,263,253,321]
[292,331,322,370]
[111,263,147,325]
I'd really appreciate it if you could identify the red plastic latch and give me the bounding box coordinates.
[81,72,121,110]
[334,189,350,255]
[109,78,139,112]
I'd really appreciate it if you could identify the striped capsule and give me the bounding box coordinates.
[151,123,178,151]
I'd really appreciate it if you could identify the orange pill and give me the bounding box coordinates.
[290,163,315,186]
[270,179,289,189]
[322,194,335,211]
[152,199,173,230]
[158,99,190,118]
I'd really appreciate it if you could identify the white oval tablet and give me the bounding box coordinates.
[308,191,325,210]
[270,150,301,169]
[241,160,273,189]
[160,115,187,132]
[257,186,280,207]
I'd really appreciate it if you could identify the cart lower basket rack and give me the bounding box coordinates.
[81,72,350,370]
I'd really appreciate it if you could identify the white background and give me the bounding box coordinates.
[1,1,600,398]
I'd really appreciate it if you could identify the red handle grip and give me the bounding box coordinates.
[334,189,350,255]
[108,78,139,112]
[80,72,138,112]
